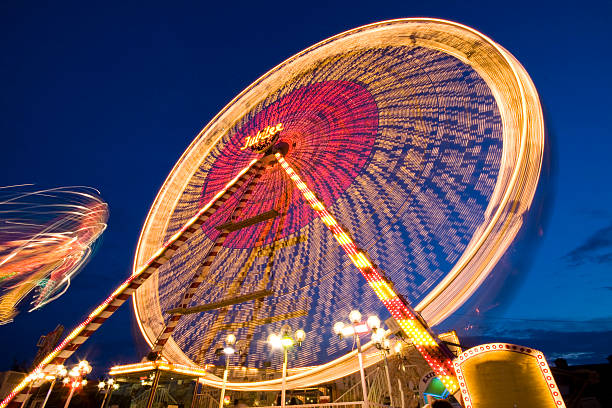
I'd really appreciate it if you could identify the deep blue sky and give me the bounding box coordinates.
[1,0,611,375]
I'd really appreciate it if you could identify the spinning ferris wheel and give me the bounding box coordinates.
[2,18,544,408]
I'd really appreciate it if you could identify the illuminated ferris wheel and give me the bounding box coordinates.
[132,18,544,390]
[1,18,544,408]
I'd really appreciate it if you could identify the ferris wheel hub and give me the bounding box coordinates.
[261,152,279,165]
[270,140,290,156]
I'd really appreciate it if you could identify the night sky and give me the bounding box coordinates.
[1,0,611,376]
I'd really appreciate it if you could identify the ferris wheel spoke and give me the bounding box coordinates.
[0,159,263,408]
[150,161,268,355]
[275,153,461,395]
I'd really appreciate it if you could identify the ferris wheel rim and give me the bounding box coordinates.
[132,18,544,369]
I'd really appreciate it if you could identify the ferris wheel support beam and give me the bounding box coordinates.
[0,159,263,408]
[274,153,462,401]
[150,160,269,355]
[166,289,273,315]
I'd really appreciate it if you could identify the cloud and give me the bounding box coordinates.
[563,222,612,266]
[461,328,612,365]
[595,252,612,264]
[547,351,597,362]
[453,317,612,365]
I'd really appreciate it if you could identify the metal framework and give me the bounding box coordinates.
[145,151,461,398]
[150,161,268,355]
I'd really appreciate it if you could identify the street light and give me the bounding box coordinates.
[63,360,92,408]
[367,316,381,331]
[371,328,395,407]
[335,310,384,408]
[393,341,402,355]
[39,365,69,408]
[219,334,238,408]
[98,378,119,408]
[349,310,362,324]
[267,325,305,408]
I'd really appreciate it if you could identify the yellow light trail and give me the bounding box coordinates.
[275,153,460,394]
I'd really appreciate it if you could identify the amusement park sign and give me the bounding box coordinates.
[240,123,283,152]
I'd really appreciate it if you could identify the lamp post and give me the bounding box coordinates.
[39,365,68,408]
[218,334,237,408]
[334,311,386,408]
[21,372,45,408]
[371,326,395,407]
[63,361,92,408]
[98,378,119,408]
[267,325,305,408]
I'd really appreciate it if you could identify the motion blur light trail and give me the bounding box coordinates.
[134,18,544,370]
[276,154,459,392]
[0,185,108,324]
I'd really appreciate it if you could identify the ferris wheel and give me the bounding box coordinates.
[2,18,544,408]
